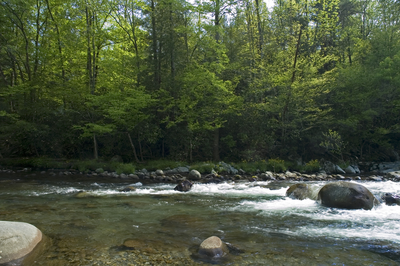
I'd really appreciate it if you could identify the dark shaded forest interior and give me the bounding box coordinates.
[1,0,400,165]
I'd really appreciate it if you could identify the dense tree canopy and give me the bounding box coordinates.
[0,0,399,163]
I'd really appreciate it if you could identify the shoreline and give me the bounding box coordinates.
[0,166,398,184]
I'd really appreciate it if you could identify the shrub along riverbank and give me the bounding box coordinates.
[0,157,327,175]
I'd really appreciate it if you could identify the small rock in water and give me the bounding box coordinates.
[174,180,193,192]
[382,193,400,206]
[286,183,319,200]
[119,186,137,192]
[198,236,229,258]
[369,176,383,181]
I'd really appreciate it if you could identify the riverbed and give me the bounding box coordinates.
[1,173,400,265]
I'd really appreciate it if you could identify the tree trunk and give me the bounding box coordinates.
[282,28,302,141]
[162,139,165,158]
[127,132,140,163]
[86,6,92,93]
[150,0,159,89]
[255,0,263,58]
[45,0,65,79]
[189,139,193,162]
[93,134,98,160]
[212,0,221,162]
[138,134,144,161]
[213,128,220,162]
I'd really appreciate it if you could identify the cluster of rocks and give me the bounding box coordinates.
[3,161,400,185]
[286,181,400,209]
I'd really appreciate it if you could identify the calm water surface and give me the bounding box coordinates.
[1,173,400,265]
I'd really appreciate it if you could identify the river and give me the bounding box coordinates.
[1,173,400,265]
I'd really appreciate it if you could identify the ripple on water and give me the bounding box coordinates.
[2,178,400,265]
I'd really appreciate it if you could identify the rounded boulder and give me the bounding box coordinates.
[0,221,43,264]
[189,170,202,180]
[286,183,319,200]
[318,181,379,210]
[174,180,193,192]
[198,236,229,258]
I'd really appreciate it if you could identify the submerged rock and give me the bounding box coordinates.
[198,236,229,258]
[75,191,91,198]
[0,221,43,264]
[286,183,319,200]
[318,181,379,210]
[382,193,400,206]
[119,186,137,192]
[174,180,193,192]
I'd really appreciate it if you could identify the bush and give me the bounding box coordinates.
[190,162,215,174]
[303,159,320,173]
[116,163,135,174]
[266,158,286,172]
[139,160,186,171]
[232,160,268,173]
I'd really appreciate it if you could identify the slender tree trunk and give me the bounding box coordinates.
[162,139,165,158]
[170,6,175,81]
[93,134,98,160]
[86,6,94,94]
[189,139,193,162]
[255,0,263,58]
[213,128,220,162]
[212,0,221,162]
[127,132,140,163]
[138,133,143,161]
[282,28,302,142]
[150,0,159,89]
[45,0,65,79]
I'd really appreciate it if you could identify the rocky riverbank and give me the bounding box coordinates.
[2,161,400,184]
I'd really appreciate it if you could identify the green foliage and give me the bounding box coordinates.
[232,159,287,173]
[303,159,321,173]
[320,130,346,161]
[138,160,187,172]
[116,163,135,175]
[0,0,399,163]
[266,159,287,173]
[0,158,66,169]
[189,162,215,174]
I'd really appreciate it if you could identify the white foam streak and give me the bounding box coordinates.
[236,198,319,213]
[362,180,400,194]
[291,223,400,243]
[190,182,287,196]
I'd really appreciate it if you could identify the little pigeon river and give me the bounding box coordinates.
[1,173,400,265]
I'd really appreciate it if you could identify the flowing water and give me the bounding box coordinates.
[1,173,400,265]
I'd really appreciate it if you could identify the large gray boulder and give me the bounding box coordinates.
[344,165,356,174]
[198,236,229,258]
[318,182,379,210]
[0,221,43,264]
[189,169,201,180]
[286,183,319,200]
[324,161,346,174]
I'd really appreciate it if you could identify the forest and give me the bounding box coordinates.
[0,0,399,166]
